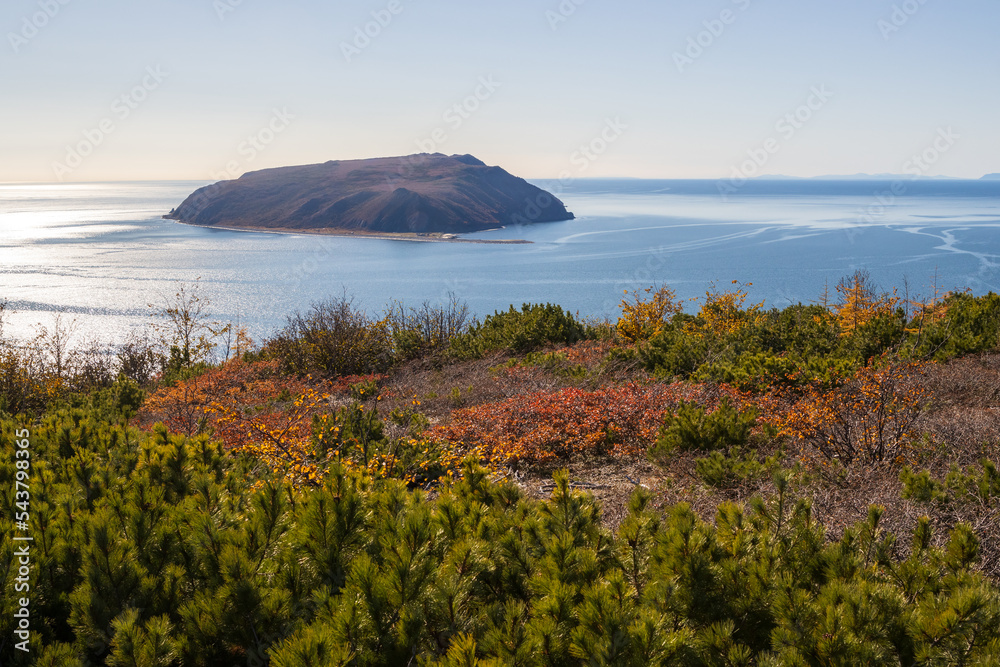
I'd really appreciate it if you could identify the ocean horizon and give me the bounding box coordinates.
[2,178,998,347]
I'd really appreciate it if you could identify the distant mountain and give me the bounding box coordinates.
[756,173,963,181]
[165,154,574,234]
[981,173,1000,181]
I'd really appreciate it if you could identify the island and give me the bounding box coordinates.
[164,154,574,241]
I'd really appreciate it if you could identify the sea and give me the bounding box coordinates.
[1,178,998,347]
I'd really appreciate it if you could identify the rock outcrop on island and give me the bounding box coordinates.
[165,154,574,234]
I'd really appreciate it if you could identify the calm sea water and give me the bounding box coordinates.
[1,179,998,345]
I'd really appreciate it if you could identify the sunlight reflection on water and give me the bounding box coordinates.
[1,179,998,347]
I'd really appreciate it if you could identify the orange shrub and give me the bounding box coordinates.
[431,382,750,465]
[137,360,305,436]
[782,357,928,465]
[137,360,392,484]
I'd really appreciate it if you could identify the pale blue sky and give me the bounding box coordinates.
[1,0,997,182]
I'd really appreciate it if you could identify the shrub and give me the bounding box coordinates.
[635,280,1000,394]
[694,447,780,489]
[386,295,471,360]
[311,404,461,485]
[116,333,160,387]
[688,280,765,339]
[266,296,394,377]
[616,285,682,343]
[433,382,743,464]
[905,292,1000,361]
[0,345,59,415]
[901,459,1000,507]
[137,358,313,439]
[834,269,899,338]
[649,398,757,460]
[638,321,710,380]
[448,303,589,359]
[348,377,380,402]
[783,358,928,466]
[692,351,858,391]
[150,279,229,370]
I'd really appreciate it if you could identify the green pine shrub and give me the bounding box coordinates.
[695,447,781,490]
[901,459,1000,507]
[449,304,589,359]
[649,398,757,461]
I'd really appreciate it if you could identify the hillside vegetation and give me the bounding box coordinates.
[2,272,1000,666]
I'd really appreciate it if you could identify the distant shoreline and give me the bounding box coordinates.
[167,219,533,244]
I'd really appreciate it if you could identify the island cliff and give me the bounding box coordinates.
[165,154,574,234]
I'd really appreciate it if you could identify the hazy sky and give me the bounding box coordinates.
[2,0,997,182]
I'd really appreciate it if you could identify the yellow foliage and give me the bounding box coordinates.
[782,357,927,465]
[904,283,956,336]
[687,281,764,338]
[834,271,898,337]
[616,285,682,343]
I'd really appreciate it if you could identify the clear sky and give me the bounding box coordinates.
[1,0,997,182]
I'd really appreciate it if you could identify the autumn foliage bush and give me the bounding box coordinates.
[432,382,751,465]
[782,357,928,465]
[616,285,683,343]
[137,359,301,435]
[136,358,451,485]
[629,274,1000,392]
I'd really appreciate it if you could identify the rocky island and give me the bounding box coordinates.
[165,154,574,240]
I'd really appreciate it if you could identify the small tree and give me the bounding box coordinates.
[387,293,470,359]
[269,295,393,376]
[34,312,79,379]
[151,279,225,370]
[835,269,899,338]
[117,332,160,387]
